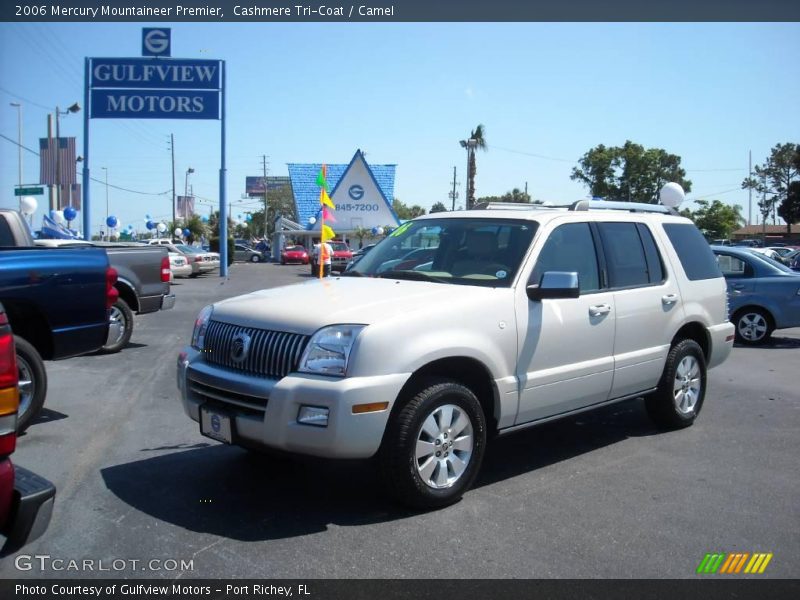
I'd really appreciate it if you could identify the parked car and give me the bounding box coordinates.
[178,195,735,509]
[169,252,192,279]
[148,238,183,246]
[280,245,309,265]
[712,246,800,344]
[234,244,266,263]
[176,245,220,275]
[0,302,56,555]
[311,240,353,273]
[0,241,115,430]
[785,249,800,271]
[345,243,378,271]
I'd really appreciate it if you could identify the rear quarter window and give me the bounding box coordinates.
[662,223,723,281]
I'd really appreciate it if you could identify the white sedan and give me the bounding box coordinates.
[169,252,192,279]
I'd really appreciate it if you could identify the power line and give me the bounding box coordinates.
[487,144,576,163]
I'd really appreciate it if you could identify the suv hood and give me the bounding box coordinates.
[211,277,498,334]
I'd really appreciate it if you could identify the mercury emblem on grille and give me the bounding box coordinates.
[230,332,252,363]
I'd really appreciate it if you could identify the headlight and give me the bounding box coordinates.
[298,324,365,377]
[191,305,214,351]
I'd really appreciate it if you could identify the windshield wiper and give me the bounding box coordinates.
[376,270,447,283]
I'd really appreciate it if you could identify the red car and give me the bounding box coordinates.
[311,241,354,273]
[280,245,309,265]
[0,302,56,555]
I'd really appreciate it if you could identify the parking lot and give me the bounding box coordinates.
[2,262,798,579]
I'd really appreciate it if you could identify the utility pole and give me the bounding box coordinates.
[525,181,528,200]
[748,150,752,226]
[261,155,269,238]
[10,103,22,197]
[449,166,459,211]
[170,133,176,227]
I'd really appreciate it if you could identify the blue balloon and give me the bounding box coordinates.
[183,228,190,237]
[245,214,252,222]
[146,220,155,230]
[128,224,134,230]
[201,215,209,223]
[106,215,118,228]
[371,227,379,235]
[63,206,78,221]
[145,214,151,220]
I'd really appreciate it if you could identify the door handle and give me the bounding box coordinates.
[661,294,679,305]
[589,304,611,317]
[730,283,745,290]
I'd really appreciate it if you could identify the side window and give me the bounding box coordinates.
[531,222,600,293]
[716,253,752,278]
[597,222,651,288]
[663,223,723,281]
[0,218,14,247]
[636,223,665,283]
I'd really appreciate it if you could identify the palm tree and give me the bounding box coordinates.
[462,124,487,209]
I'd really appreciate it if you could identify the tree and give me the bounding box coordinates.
[571,141,691,203]
[778,181,800,230]
[463,124,487,209]
[685,200,745,239]
[392,198,426,220]
[429,202,448,213]
[476,188,532,205]
[744,143,800,234]
[352,226,371,248]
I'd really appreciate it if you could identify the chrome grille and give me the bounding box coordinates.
[189,378,267,414]
[203,320,309,379]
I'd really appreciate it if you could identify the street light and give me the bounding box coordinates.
[55,102,80,210]
[9,103,22,203]
[459,138,478,209]
[101,167,110,240]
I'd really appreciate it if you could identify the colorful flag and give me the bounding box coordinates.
[321,224,335,242]
[320,188,336,209]
[315,166,329,192]
[322,207,336,222]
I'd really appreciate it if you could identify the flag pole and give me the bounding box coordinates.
[318,164,326,279]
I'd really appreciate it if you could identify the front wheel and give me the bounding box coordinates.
[645,339,707,430]
[380,379,486,509]
[734,308,773,345]
[250,254,261,263]
[14,336,47,433]
[100,298,134,354]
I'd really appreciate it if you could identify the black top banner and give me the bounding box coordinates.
[2,0,800,22]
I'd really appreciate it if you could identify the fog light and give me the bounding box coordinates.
[298,405,329,427]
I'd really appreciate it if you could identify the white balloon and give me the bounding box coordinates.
[308,217,316,225]
[157,222,167,233]
[174,227,183,237]
[376,227,384,236]
[115,221,123,231]
[53,210,65,224]
[660,182,685,208]
[110,231,120,240]
[20,196,38,215]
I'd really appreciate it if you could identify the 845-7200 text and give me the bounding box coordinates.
[336,203,379,212]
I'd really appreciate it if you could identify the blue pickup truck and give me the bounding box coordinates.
[0,216,115,431]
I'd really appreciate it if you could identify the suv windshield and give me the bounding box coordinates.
[348,217,537,287]
[331,242,349,252]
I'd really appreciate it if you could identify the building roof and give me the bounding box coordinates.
[732,224,800,236]
[287,150,396,227]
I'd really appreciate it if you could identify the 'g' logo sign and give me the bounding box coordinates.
[143,28,171,57]
[348,185,364,200]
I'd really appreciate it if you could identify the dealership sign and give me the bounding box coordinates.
[89,58,221,119]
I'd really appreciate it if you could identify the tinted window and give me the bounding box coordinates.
[663,224,723,281]
[636,223,665,283]
[598,223,650,288]
[531,223,600,293]
[0,218,14,247]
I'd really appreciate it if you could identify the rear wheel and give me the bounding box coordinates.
[250,254,261,263]
[733,308,773,345]
[100,298,134,354]
[380,379,486,509]
[15,336,47,433]
[645,339,706,430]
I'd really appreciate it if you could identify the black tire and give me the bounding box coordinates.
[645,339,707,430]
[379,378,487,509]
[189,272,199,278]
[14,336,47,433]
[99,298,134,354]
[733,307,773,345]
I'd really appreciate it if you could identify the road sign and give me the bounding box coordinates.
[14,187,44,196]
[142,28,171,57]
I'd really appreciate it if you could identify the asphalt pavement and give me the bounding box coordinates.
[2,262,798,579]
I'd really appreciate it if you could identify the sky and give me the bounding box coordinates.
[1,21,799,236]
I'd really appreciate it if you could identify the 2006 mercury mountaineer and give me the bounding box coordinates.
[177,186,734,508]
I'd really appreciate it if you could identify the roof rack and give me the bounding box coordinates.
[472,202,566,210]
[569,200,676,215]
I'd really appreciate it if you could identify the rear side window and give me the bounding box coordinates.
[663,223,723,281]
[597,222,653,288]
[0,218,13,246]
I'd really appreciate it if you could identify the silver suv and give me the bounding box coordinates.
[177,192,734,508]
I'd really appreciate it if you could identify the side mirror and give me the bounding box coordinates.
[526,271,580,301]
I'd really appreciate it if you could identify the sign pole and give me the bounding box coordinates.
[82,57,91,240]
[219,60,228,277]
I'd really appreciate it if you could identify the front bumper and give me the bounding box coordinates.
[177,348,410,459]
[1,465,56,556]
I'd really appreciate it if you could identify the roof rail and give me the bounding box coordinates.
[569,200,676,215]
[472,202,564,210]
